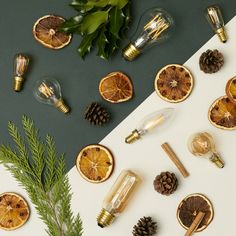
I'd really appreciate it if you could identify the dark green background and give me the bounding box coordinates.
[0,0,235,170]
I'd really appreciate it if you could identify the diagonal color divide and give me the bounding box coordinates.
[1,16,236,236]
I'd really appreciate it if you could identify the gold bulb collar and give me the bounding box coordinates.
[210,153,224,168]
[125,129,140,144]
[216,27,227,43]
[123,43,141,61]
[13,76,24,92]
[97,208,115,228]
[54,99,70,114]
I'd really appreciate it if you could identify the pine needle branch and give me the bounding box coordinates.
[0,116,83,236]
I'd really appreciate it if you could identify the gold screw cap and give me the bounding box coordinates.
[216,27,227,43]
[210,153,224,168]
[54,99,70,114]
[125,130,140,144]
[97,208,115,228]
[13,76,24,92]
[123,43,140,61]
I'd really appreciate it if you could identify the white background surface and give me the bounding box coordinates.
[1,17,236,236]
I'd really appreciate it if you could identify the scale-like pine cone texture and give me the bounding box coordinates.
[199,49,224,74]
[84,102,110,125]
[132,216,157,236]
[153,171,178,195]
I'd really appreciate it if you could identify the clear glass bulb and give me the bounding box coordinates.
[13,53,29,92]
[97,170,141,228]
[205,5,227,43]
[187,132,224,168]
[125,108,175,144]
[123,8,174,61]
[33,78,70,114]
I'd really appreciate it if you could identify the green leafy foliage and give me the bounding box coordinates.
[60,0,131,59]
[0,116,83,236]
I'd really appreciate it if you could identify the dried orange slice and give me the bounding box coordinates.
[99,72,133,103]
[0,192,30,230]
[155,64,194,103]
[177,193,214,232]
[76,144,114,183]
[226,77,236,105]
[33,15,72,49]
[208,96,236,130]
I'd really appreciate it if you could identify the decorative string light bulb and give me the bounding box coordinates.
[123,8,174,61]
[13,53,29,92]
[125,108,175,144]
[33,78,70,114]
[205,5,227,43]
[188,132,224,168]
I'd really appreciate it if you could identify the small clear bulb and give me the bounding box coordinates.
[125,108,175,144]
[97,170,141,228]
[33,78,70,114]
[188,132,224,168]
[123,8,174,61]
[13,53,30,92]
[205,5,227,43]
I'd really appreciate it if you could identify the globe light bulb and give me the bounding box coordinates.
[13,53,29,92]
[97,170,141,228]
[125,108,175,144]
[187,132,224,168]
[123,8,174,61]
[33,78,70,114]
[205,5,227,43]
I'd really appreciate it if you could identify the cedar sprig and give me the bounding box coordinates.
[0,116,83,236]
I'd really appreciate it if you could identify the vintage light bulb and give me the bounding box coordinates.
[205,5,227,43]
[188,132,224,168]
[97,170,141,228]
[33,78,70,114]
[123,8,174,61]
[125,108,175,144]
[13,53,29,92]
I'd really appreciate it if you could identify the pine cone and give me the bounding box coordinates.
[153,172,178,195]
[84,102,110,125]
[132,216,157,236]
[199,49,224,74]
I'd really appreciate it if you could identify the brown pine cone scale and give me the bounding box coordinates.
[132,216,157,236]
[153,171,178,195]
[199,49,224,74]
[84,102,110,126]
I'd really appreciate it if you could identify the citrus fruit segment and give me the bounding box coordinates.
[208,96,236,130]
[177,193,214,232]
[33,15,72,49]
[155,64,194,103]
[226,77,236,104]
[99,72,133,103]
[0,192,30,231]
[76,144,114,183]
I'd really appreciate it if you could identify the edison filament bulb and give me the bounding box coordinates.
[97,170,141,228]
[125,108,175,144]
[33,78,70,114]
[123,8,174,61]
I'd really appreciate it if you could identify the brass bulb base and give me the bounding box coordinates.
[216,27,227,43]
[54,99,70,114]
[97,208,115,228]
[13,76,24,92]
[125,130,140,144]
[123,43,141,61]
[210,153,224,168]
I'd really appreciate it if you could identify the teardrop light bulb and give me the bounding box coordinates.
[33,78,70,114]
[125,108,175,144]
[123,8,174,61]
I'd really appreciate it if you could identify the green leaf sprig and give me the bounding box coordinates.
[0,116,83,236]
[60,0,131,59]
